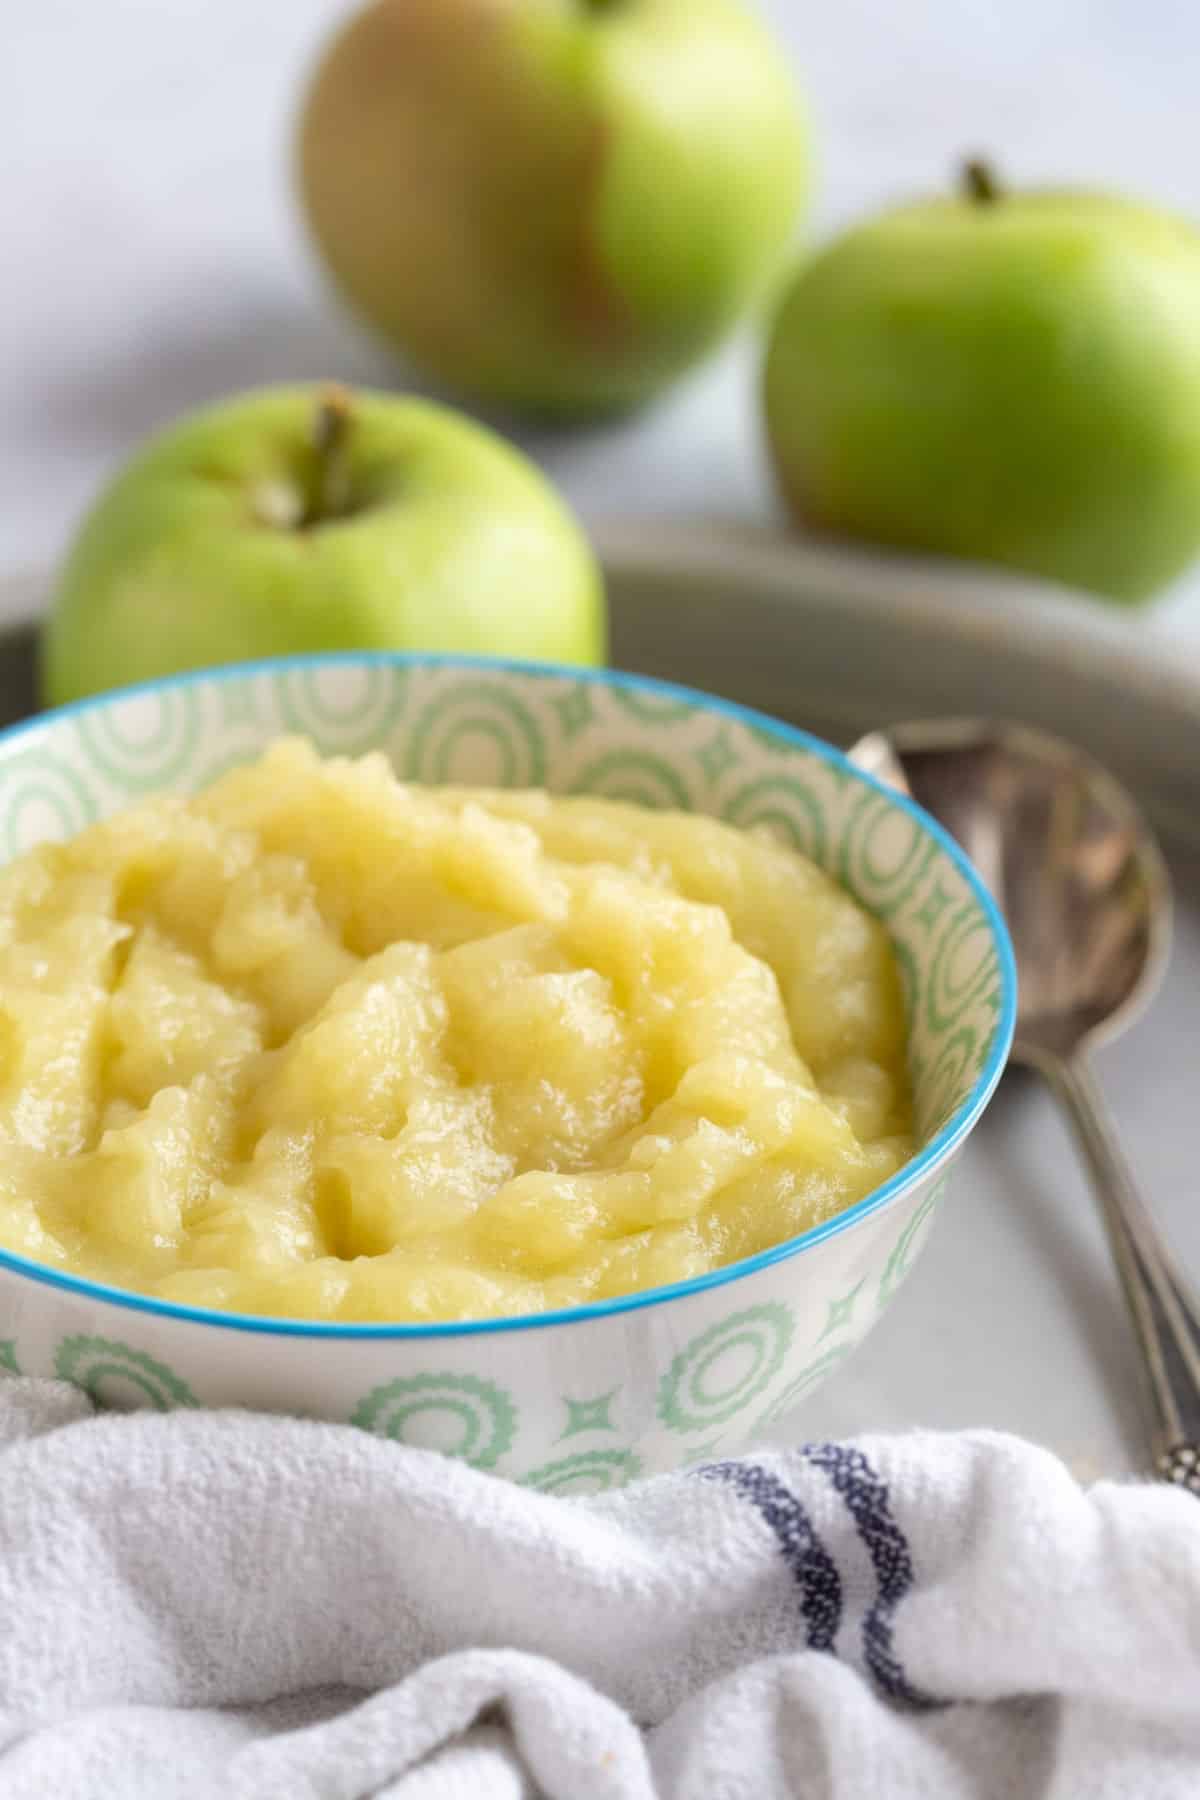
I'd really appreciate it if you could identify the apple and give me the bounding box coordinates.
[41,385,606,706]
[763,161,1200,603]
[296,0,808,419]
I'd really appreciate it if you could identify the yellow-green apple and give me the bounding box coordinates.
[297,0,809,418]
[764,162,1200,602]
[42,384,606,706]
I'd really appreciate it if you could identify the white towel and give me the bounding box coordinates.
[0,1378,1196,1799]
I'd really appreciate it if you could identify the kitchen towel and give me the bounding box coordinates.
[0,1377,1197,1799]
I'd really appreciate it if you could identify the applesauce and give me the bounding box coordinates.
[0,739,912,1322]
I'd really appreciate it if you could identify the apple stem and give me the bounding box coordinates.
[962,158,1001,205]
[305,384,354,526]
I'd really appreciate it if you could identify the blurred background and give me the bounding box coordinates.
[4,0,1200,638]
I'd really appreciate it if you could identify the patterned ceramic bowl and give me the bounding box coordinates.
[0,656,1014,1490]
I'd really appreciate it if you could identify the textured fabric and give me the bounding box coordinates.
[0,1379,1196,1797]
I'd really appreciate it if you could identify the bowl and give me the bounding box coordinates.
[0,655,1015,1490]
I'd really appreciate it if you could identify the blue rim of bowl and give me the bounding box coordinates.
[0,651,1017,1338]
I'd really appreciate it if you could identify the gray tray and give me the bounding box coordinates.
[5,536,1200,1481]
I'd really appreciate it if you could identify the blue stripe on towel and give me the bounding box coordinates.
[696,1461,842,1652]
[802,1443,941,1710]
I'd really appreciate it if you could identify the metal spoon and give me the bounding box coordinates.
[849,718,1200,1493]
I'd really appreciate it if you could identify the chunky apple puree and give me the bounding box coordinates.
[0,739,912,1321]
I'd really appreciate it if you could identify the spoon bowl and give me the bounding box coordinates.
[850,717,1200,1493]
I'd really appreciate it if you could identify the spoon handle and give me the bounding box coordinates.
[1041,1052,1200,1494]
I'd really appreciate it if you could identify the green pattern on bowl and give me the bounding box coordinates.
[523,1448,643,1496]
[349,1372,517,1469]
[557,1391,621,1439]
[877,1176,949,1308]
[657,1304,795,1433]
[54,1335,197,1411]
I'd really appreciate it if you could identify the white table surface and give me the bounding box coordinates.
[3,0,1200,1478]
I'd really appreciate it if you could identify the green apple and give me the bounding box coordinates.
[42,385,606,706]
[296,0,808,418]
[763,162,1200,602]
